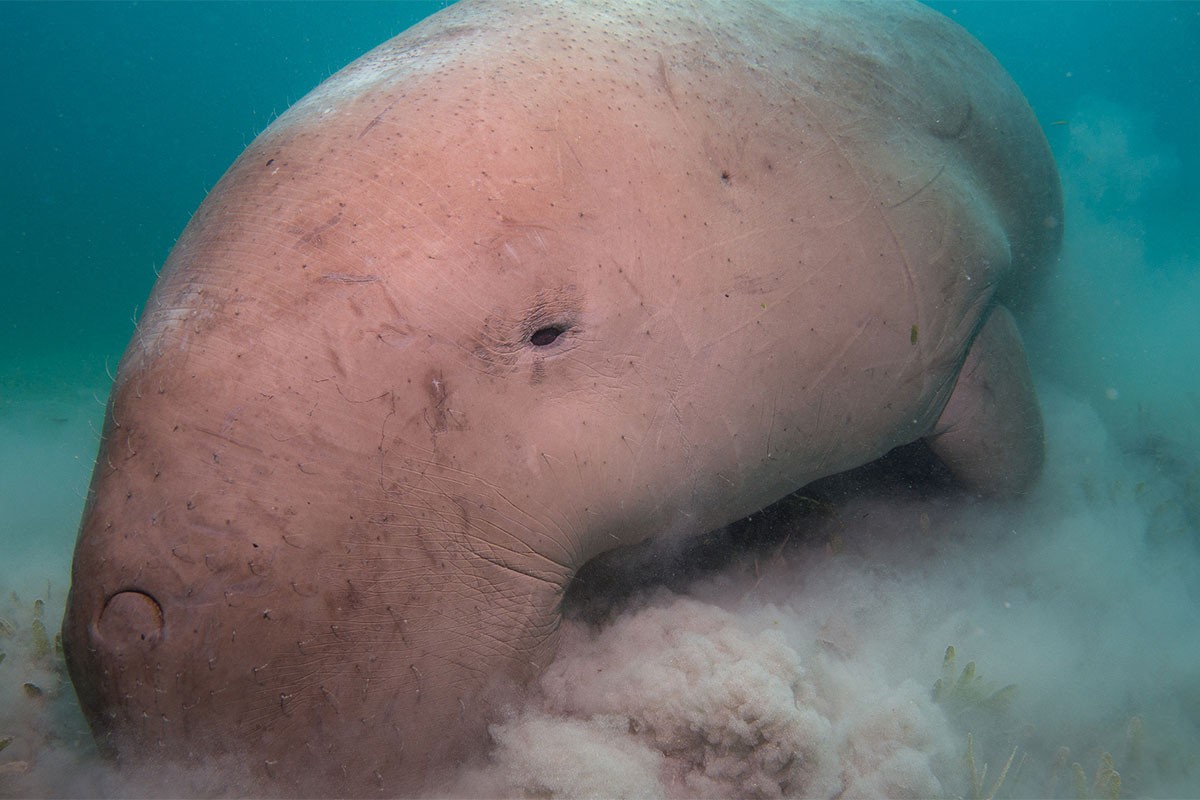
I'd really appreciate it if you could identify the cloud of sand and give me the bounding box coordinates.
[1029,95,1200,455]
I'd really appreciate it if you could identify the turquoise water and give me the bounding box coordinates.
[1,2,444,372]
[2,2,1198,796]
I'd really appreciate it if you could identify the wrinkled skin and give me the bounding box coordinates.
[62,0,1060,795]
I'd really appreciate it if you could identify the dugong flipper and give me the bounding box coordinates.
[928,307,1044,495]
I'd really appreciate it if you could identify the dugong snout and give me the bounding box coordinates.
[63,586,164,752]
[63,354,561,792]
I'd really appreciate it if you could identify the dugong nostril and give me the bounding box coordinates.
[96,590,164,646]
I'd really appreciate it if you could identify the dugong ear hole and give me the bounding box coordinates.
[530,325,567,347]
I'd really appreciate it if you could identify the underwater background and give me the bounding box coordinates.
[2,2,1198,797]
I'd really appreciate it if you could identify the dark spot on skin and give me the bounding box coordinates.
[474,287,583,369]
[720,170,731,184]
[530,325,566,346]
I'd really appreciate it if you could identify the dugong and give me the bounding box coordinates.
[62,0,1060,795]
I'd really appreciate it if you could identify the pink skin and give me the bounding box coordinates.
[62,0,1059,795]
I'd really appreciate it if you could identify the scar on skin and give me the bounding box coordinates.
[319,274,381,284]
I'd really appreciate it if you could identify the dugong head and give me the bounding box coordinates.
[62,0,1060,794]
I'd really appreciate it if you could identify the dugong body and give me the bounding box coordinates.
[63,0,1060,795]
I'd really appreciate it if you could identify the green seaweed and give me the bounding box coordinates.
[1124,715,1144,766]
[28,598,51,661]
[29,619,50,661]
[936,647,1026,798]
[1072,762,1088,799]
[965,733,982,799]
[1093,753,1121,800]
[1045,746,1071,797]
[1067,753,1121,800]
[932,645,1018,718]
[964,733,1021,800]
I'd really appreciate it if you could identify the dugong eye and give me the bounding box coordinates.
[530,325,566,346]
